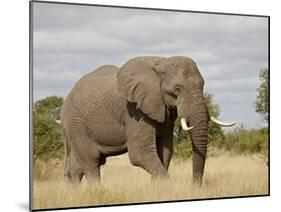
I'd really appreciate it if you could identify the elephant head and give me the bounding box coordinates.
[117,56,234,184]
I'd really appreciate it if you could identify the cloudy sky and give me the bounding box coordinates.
[32,2,268,129]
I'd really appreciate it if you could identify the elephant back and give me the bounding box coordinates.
[63,65,121,117]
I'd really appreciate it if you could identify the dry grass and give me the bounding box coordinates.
[33,154,268,210]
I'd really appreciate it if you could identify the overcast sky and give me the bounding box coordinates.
[32,2,268,129]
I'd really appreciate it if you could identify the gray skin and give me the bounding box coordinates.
[60,56,209,185]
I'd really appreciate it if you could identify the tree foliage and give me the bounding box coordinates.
[255,68,269,123]
[33,96,64,161]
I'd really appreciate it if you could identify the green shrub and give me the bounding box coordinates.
[173,138,192,159]
[33,96,64,162]
[224,127,268,155]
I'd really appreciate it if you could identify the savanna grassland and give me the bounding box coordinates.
[33,151,268,210]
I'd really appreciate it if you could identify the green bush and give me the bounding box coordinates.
[173,138,192,159]
[224,127,268,155]
[33,96,64,162]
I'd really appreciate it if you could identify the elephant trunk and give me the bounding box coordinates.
[190,124,208,184]
[189,103,209,185]
[178,93,210,184]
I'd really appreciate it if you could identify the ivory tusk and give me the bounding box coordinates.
[210,116,235,127]
[180,117,194,131]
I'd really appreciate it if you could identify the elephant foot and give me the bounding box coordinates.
[65,172,84,184]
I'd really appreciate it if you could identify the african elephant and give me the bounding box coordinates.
[60,56,235,185]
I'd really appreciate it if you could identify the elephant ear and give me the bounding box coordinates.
[117,58,166,123]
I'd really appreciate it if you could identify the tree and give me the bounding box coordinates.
[255,68,269,123]
[34,95,63,120]
[33,96,64,161]
[173,92,225,159]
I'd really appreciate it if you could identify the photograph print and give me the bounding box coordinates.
[30,1,269,211]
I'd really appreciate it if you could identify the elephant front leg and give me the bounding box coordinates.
[127,139,169,179]
[126,120,168,179]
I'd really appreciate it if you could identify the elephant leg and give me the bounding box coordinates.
[77,146,101,184]
[128,144,168,179]
[127,130,168,179]
[126,104,168,179]
[157,136,173,170]
[84,165,101,184]
[67,150,84,183]
[69,131,102,184]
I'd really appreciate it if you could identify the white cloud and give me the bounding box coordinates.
[208,77,258,91]
[34,67,81,82]
[34,30,130,53]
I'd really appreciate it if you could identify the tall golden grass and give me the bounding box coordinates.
[33,153,268,210]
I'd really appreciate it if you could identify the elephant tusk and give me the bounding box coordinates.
[210,116,235,127]
[180,117,194,131]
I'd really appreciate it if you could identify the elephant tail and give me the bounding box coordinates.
[62,124,70,179]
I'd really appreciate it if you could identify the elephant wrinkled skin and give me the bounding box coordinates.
[60,56,234,185]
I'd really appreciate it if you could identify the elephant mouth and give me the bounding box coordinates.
[180,116,235,131]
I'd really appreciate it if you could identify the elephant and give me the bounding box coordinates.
[60,56,235,185]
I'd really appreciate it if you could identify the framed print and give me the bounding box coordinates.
[30,1,269,211]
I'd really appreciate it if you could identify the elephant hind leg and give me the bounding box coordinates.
[66,150,84,183]
[67,168,84,183]
[71,138,102,184]
[84,165,101,184]
[74,149,102,184]
[66,118,103,184]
